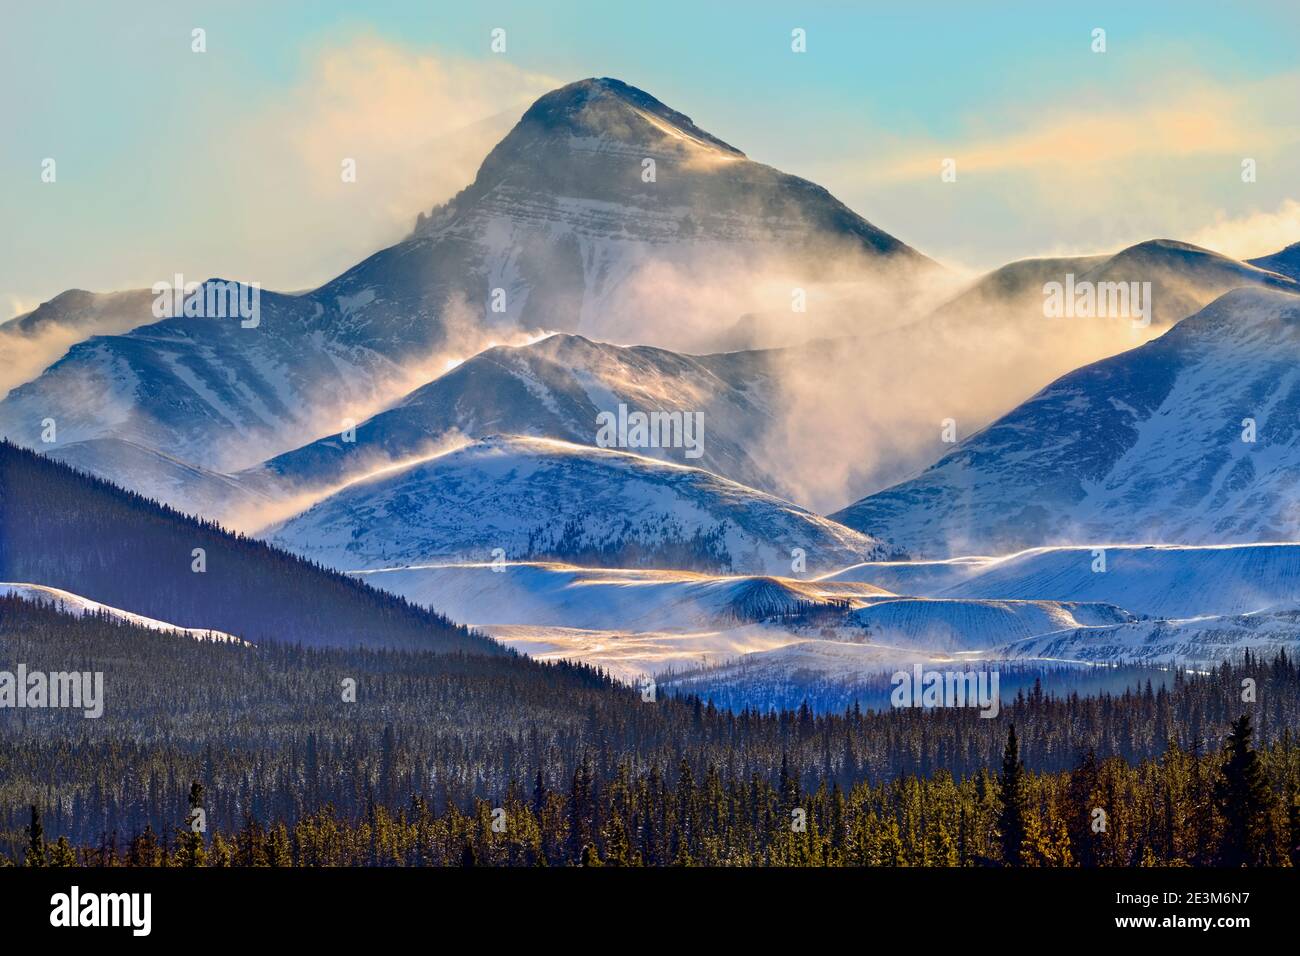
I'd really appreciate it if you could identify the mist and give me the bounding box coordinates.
[571,234,1272,517]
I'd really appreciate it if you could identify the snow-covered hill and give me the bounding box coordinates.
[933,543,1300,619]
[344,559,1149,678]
[834,287,1300,555]
[847,597,1134,651]
[995,604,1300,669]
[349,561,891,632]
[246,333,789,498]
[936,239,1296,330]
[1,583,246,644]
[1249,241,1300,282]
[818,556,994,593]
[43,438,268,518]
[269,436,889,575]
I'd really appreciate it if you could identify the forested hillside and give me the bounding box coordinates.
[3,597,1298,866]
[0,440,492,652]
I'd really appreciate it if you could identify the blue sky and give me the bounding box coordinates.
[3,0,1298,313]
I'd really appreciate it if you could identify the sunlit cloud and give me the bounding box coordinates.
[868,76,1295,184]
[1187,199,1300,262]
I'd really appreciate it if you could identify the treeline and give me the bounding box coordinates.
[13,715,1299,867]
[4,597,1300,865]
[0,439,492,652]
[660,658,1191,714]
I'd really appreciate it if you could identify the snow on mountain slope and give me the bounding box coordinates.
[269,436,889,575]
[345,559,1143,678]
[43,438,268,518]
[1248,240,1300,282]
[0,282,407,473]
[833,287,1300,556]
[938,543,1300,619]
[349,561,893,632]
[0,289,160,399]
[480,622,810,682]
[847,597,1135,651]
[936,239,1296,330]
[397,77,938,347]
[719,241,1300,512]
[0,583,247,644]
[245,332,788,498]
[995,604,1300,669]
[818,556,994,593]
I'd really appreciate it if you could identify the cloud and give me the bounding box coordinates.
[870,76,1294,184]
[202,37,560,290]
[1186,199,1300,261]
[256,36,559,223]
[805,69,1300,270]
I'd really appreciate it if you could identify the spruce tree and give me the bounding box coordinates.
[1214,713,1274,866]
[24,805,45,868]
[184,781,207,867]
[1067,749,1103,867]
[997,725,1029,866]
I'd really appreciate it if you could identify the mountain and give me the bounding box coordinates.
[401,77,937,343]
[833,287,1300,556]
[0,288,159,339]
[267,435,889,575]
[710,240,1300,511]
[0,78,935,492]
[245,332,788,501]
[0,288,160,399]
[0,281,397,472]
[0,439,495,652]
[936,239,1295,328]
[1249,240,1300,282]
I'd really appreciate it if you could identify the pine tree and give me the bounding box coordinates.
[183,781,207,867]
[24,805,45,868]
[1214,713,1274,866]
[48,835,78,868]
[997,725,1029,866]
[1067,749,1103,867]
